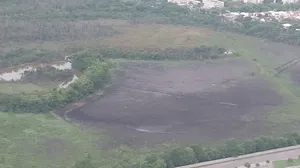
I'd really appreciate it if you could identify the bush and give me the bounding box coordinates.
[73,154,95,168]
[244,162,251,168]
[164,146,197,167]
[71,49,103,71]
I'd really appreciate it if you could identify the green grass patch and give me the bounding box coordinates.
[0,83,54,94]
[0,112,115,168]
[274,158,300,168]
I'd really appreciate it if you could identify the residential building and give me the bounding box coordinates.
[232,0,265,4]
[282,0,299,4]
[202,0,224,8]
[168,0,201,6]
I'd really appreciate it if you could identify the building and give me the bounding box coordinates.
[234,0,299,4]
[282,0,299,4]
[232,0,264,4]
[167,0,201,6]
[243,0,264,3]
[202,0,224,8]
[168,0,224,8]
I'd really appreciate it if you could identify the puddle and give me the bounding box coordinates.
[0,62,73,82]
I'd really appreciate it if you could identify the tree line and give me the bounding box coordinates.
[74,133,300,168]
[98,46,237,61]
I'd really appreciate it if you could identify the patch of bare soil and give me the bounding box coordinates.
[67,59,282,146]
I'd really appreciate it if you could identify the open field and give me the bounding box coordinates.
[0,112,110,168]
[66,59,283,146]
[2,16,300,166]
[2,19,300,142]
[46,20,300,144]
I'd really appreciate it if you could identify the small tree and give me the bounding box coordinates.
[266,160,270,163]
[255,163,260,167]
[288,158,293,163]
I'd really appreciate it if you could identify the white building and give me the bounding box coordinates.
[202,0,224,8]
[235,0,299,4]
[168,0,201,6]
[282,0,299,4]
[232,0,264,4]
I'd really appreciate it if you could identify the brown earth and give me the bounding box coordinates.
[66,59,283,147]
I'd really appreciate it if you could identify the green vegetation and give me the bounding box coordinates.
[99,46,237,60]
[0,49,61,68]
[274,158,300,168]
[0,112,107,168]
[71,133,300,168]
[0,50,113,113]
[1,0,300,47]
[0,83,53,94]
[20,67,74,84]
[2,0,300,168]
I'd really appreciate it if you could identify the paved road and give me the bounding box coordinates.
[178,145,300,168]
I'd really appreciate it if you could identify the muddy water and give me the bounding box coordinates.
[51,62,72,70]
[59,75,79,88]
[0,62,73,82]
[0,66,37,81]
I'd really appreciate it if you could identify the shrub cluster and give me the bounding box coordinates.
[99,46,237,61]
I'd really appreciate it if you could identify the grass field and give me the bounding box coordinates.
[274,158,300,168]
[0,83,55,94]
[0,112,148,168]
[0,112,102,168]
